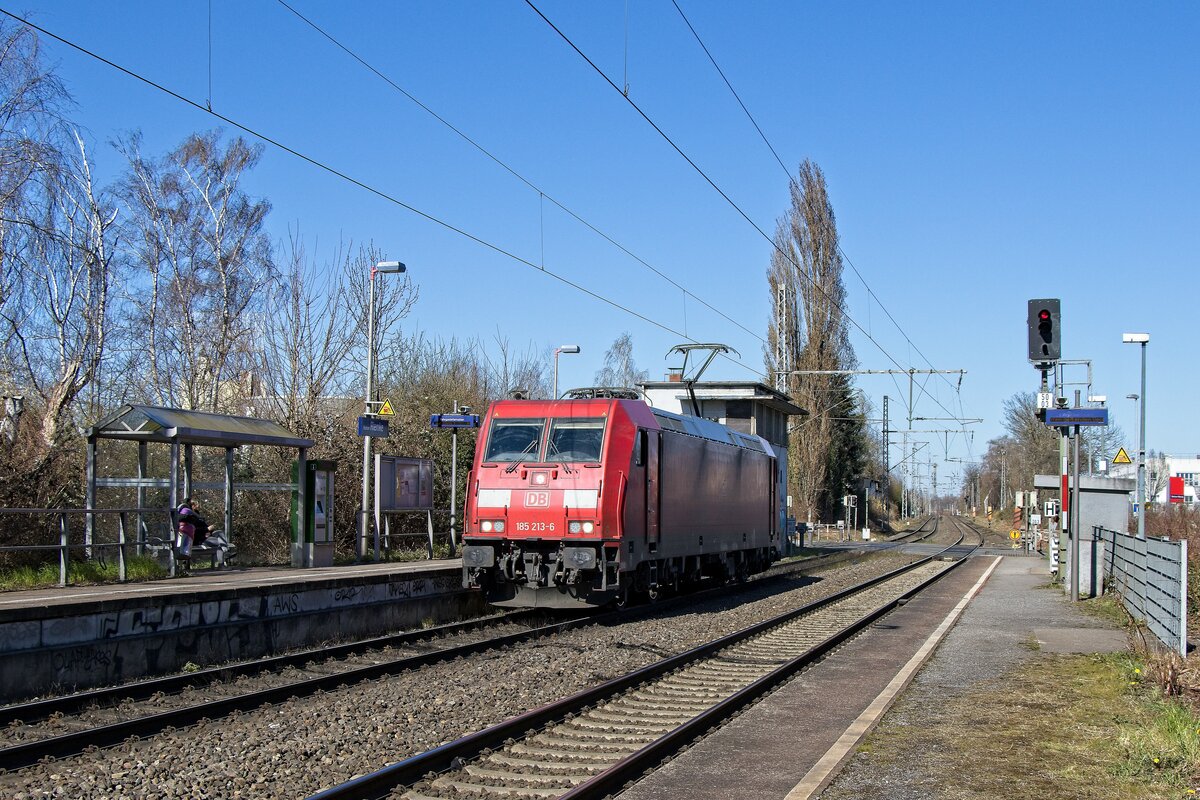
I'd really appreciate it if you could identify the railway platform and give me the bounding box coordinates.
[0,558,479,702]
[617,554,1128,800]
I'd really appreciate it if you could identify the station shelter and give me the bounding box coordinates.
[85,405,318,569]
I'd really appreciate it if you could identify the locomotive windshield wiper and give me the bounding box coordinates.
[546,438,575,474]
[504,438,541,473]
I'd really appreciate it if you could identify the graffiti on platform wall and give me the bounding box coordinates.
[51,646,112,674]
[271,593,300,614]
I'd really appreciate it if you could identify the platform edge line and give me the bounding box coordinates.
[782,555,1004,800]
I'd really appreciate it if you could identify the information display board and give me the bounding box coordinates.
[375,455,434,510]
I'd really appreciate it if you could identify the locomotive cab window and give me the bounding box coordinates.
[483,418,546,462]
[546,419,606,463]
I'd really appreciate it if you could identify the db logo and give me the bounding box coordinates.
[524,491,551,508]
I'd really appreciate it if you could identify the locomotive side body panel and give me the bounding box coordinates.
[656,430,773,558]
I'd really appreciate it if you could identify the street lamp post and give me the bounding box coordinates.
[1122,333,1149,539]
[360,260,406,560]
[552,345,580,399]
[1126,393,1139,483]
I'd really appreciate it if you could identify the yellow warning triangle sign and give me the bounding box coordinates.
[1113,447,1132,465]
[378,398,396,417]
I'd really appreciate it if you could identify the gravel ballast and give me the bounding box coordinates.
[1,554,914,799]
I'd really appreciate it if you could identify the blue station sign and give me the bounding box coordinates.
[357,416,390,438]
[430,413,481,429]
[1044,408,1109,427]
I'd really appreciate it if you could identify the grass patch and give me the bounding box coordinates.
[0,555,168,591]
[827,652,1200,799]
[1079,593,1136,629]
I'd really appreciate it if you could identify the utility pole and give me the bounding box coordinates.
[931,462,937,515]
[1000,459,1006,511]
[882,395,890,517]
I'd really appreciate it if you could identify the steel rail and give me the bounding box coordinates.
[0,541,874,730]
[0,609,533,727]
[0,609,596,771]
[0,546,882,769]
[559,517,982,800]
[306,528,975,800]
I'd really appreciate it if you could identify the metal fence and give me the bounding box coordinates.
[0,507,175,586]
[1096,526,1189,657]
[374,508,459,560]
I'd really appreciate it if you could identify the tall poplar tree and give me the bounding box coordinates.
[765,160,864,523]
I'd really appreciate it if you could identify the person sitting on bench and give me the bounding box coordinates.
[178,498,211,548]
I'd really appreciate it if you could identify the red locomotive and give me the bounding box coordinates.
[461,394,780,608]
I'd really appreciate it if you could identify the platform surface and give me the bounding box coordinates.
[0,558,462,618]
[617,555,1127,800]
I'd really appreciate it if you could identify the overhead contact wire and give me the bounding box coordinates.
[670,2,974,421]
[0,8,769,382]
[274,0,766,347]
[528,0,969,425]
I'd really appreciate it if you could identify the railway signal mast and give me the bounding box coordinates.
[1028,298,1063,581]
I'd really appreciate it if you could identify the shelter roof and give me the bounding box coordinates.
[86,404,314,449]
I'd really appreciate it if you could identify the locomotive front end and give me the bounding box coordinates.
[462,399,629,608]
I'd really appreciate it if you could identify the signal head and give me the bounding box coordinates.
[1027,299,1061,364]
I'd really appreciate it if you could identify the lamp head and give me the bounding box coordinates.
[557,345,581,354]
[374,261,406,274]
[1121,332,1149,344]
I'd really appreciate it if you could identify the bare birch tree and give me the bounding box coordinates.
[8,134,119,450]
[0,21,70,416]
[117,131,276,411]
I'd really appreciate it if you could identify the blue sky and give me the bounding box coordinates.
[8,1,1198,494]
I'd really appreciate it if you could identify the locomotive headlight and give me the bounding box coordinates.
[481,520,493,533]
[582,521,595,534]
[568,521,581,534]
[562,547,597,569]
[493,520,505,533]
[480,520,505,533]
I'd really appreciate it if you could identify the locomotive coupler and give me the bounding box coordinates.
[525,552,549,587]
[500,551,525,583]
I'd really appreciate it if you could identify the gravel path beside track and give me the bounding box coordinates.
[1,554,914,799]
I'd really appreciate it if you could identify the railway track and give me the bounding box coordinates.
[0,609,580,770]
[0,539,920,771]
[310,524,981,800]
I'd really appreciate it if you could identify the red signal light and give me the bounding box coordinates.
[1039,309,1051,321]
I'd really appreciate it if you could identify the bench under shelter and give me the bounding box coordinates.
[84,405,315,571]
